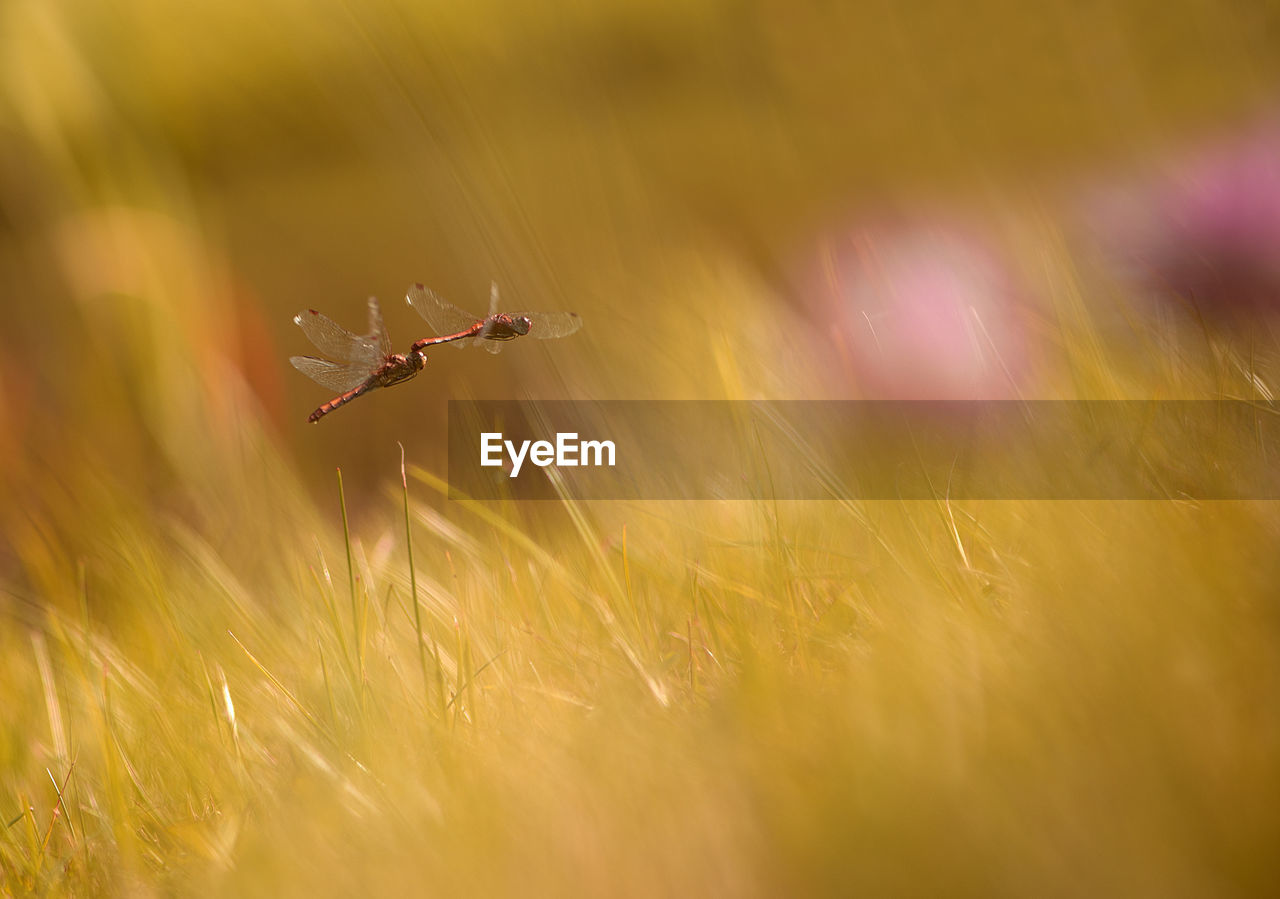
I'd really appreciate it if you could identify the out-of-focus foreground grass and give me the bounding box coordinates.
[2,1,1280,895]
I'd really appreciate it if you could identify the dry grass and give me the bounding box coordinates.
[3,434,1278,895]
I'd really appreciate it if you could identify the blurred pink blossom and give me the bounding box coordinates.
[797,216,1032,399]
[1083,112,1280,320]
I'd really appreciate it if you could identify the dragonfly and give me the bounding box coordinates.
[406,280,582,354]
[289,297,425,423]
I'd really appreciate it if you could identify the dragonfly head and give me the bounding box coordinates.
[511,315,532,336]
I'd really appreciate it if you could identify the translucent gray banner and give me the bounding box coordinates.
[447,401,1280,500]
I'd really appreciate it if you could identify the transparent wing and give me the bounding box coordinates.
[367,296,393,358]
[290,355,374,393]
[482,338,503,354]
[488,280,501,318]
[293,307,382,369]
[406,282,481,336]
[510,311,583,340]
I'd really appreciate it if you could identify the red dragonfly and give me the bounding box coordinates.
[406,281,582,354]
[289,297,425,423]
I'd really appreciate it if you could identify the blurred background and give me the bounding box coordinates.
[3,0,1280,894]
[4,0,1278,506]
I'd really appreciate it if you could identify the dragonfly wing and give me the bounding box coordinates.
[511,311,583,340]
[368,296,393,358]
[488,280,500,318]
[290,356,374,393]
[406,283,482,335]
[293,307,382,368]
[482,338,504,354]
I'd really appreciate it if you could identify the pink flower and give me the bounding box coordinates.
[799,216,1031,399]
[1083,111,1280,319]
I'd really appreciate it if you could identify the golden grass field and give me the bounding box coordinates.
[2,1,1279,895]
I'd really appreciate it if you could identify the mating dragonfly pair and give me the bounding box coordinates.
[290,282,582,422]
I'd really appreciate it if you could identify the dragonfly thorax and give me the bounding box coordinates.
[482,314,532,341]
[377,352,425,388]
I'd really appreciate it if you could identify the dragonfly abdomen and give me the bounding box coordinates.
[308,383,372,423]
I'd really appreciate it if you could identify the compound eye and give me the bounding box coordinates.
[515,316,532,335]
